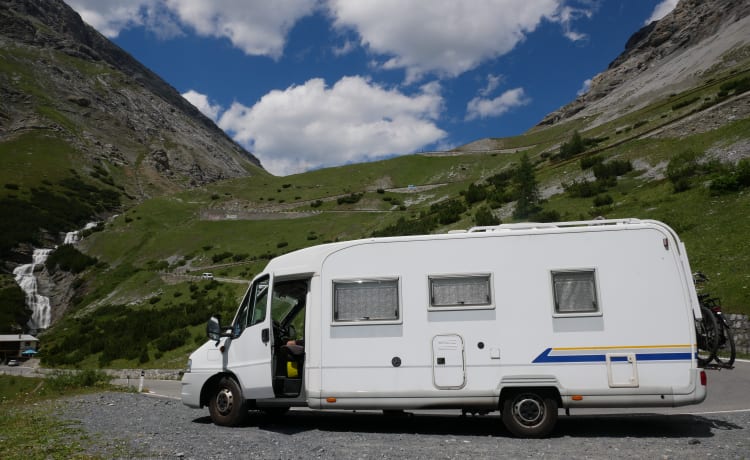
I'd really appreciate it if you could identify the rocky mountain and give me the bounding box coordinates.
[0,0,265,201]
[537,0,750,128]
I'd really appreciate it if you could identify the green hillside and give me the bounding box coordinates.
[29,67,750,369]
[0,30,739,370]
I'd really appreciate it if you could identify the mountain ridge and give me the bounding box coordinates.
[0,0,265,200]
[535,0,750,130]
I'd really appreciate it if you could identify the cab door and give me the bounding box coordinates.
[226,274,275,399]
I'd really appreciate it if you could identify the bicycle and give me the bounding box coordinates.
[693,272,736,368]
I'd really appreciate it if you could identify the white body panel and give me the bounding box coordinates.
[182,219,706,412]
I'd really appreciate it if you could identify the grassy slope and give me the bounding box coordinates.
[36,65,750,368]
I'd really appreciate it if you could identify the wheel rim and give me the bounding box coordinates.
[512,394,545,427]
[216,387,234,415]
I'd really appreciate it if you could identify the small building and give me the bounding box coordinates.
[0,334,39,363]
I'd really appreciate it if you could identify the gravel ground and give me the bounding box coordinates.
[57,392,749,459]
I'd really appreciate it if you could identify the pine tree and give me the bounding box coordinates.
[513,153,540,219]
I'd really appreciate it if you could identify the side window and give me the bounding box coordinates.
[551,270,599,315]
[429,274,492,309]
[250,276,270,327]
[333,278,400,323]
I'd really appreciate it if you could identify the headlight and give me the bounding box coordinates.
[185,358,192,373]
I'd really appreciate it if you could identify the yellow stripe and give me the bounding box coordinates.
[552,344,690,351]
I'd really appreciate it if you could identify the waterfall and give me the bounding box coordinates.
[64,222,99,245]
[13,248,53,332]
[13,221,100,333]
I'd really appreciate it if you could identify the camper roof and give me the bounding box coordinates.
[264,218,677,278]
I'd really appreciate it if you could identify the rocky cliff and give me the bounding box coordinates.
[538,0,750,128]
[0,0,265,199]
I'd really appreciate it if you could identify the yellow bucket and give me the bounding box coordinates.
[287,361,298,378]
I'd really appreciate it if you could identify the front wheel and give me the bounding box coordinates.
[714,319,736,368]
[501,391,558,438]
[209,376,247,426]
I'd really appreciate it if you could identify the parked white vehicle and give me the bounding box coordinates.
[182,218,707,437]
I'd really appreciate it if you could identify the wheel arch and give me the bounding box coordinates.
[499,386,563,409]
[200,372,241,408]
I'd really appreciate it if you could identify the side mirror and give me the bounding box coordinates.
[206,316,222,342]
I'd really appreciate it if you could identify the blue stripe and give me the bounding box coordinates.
[532,348,692,364]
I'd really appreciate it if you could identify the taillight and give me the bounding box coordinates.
[711,306,722,313]
[700,370,707,386]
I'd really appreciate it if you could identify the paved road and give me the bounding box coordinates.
[129,360,750,416]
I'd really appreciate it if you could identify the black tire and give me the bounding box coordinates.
[208,376,247,426]
[714,319,736,368]
[501,391,558,438]
[696,306,719,367]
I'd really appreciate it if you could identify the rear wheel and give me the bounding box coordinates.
[209,376,247,426]
[501,391,558,438]
[714,320,736,368]
[696,306,719,367]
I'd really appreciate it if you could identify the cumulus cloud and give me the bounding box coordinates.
[164,0,318,58]
[71,0,595,77]
[182,90,222,121]
[466,87,530,121]
[218,76,446,175]
[68,0,318,58]
[645,0,679,25]
[66,0,156,37]
[326,0,593,81]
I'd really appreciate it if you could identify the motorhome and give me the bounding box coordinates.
[181,218,707,437]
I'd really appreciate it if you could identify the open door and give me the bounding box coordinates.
[226,275,275,399]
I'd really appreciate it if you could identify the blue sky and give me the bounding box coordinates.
[65,0,678,176]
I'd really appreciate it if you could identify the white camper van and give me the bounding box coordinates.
[181,218,707,437]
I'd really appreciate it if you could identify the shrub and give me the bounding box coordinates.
[337,193,363,205]
[212,251,233,263]
[474,206,500,226]
[593,194,614,207]
[45,245,97,274]
[465,183,488,204]
[666,150,702,192]
[592,160,633,180]
[46,369,112,392]
[671,97,700,111]
[310,200,323,208]
[530,209,561,223]
[431,199,467,225]
[564,180,606,198]
[276,241,288,248]
[580,155,604,170]
[709,159,750,194]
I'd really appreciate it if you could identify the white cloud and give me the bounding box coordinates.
[328,0,574,81]
[66,0,156,37]
[218,76,446,176]
[466,87,529,121]
[645,0,679,25]
[577,78,592,96]
[555,5,593,42]
[182,90,222,121]
[479,74,504,97]
[67,0,318,58]
[164,0,318,58]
